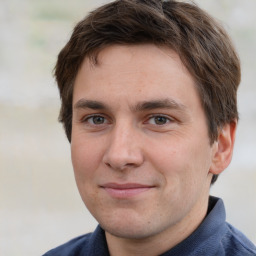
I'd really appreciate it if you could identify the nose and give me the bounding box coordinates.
[103,123,144,171]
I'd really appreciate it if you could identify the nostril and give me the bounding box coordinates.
[102,139,144,170]
[105,162,111,168]
[104,159,142,171]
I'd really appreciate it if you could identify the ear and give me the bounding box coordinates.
[209,121,237,175]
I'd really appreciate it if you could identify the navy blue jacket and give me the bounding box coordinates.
[43,197,256,255]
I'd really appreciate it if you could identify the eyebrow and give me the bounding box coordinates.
[133,99,187,112]
[73,98,187,112]
[74,99,108,110]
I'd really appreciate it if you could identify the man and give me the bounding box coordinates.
[44,0,256,255]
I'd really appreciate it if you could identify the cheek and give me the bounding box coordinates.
[151,138,212,190]
[71,139,103,209]
[71,138,102,183]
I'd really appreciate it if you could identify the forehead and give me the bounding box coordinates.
[92,44,187,78]
[73,44,200,111]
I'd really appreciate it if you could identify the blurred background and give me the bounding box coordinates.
[0,0,255,255]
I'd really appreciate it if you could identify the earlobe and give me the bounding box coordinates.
[209,121,237,175]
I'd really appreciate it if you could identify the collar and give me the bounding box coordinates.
[161,196,226,256]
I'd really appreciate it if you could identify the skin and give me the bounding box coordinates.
[71,44,236,256]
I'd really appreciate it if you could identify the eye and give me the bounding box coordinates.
[153,116,167,125]
[147,115,173,125]
[84,115,108,125]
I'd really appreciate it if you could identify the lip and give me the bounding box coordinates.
[100,183,155,199]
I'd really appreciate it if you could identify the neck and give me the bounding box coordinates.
[105,195,209,256]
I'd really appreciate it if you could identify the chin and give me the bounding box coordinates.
[103,223,154,240]
[98,213,167,240]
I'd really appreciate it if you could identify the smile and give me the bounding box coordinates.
[100,183,155,199]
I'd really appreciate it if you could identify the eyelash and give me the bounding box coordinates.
[146,115,174,126]
[82,114,109,125]
[81,114,174,127]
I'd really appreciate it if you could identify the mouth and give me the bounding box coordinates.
[100,183,155,199]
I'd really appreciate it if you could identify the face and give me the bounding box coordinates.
[71,44,217,241]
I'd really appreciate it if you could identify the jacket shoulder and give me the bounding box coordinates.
[221,223,256,255]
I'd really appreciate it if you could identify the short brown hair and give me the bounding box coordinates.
[54,0,241,184]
